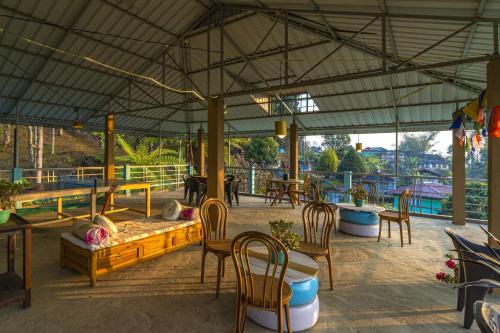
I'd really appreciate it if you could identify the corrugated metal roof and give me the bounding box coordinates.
[0,0,497,137]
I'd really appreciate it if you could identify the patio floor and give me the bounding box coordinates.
[0,190,495,332]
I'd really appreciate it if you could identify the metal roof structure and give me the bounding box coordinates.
[0,0,499,137]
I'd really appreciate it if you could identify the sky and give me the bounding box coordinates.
[306,130,452,156]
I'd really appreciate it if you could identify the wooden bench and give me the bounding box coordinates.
[60,216,202,286]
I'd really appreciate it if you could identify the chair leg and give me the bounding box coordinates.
[457,286,465,311]
[399,223,404,247]
[235,296,242,333]
[221,257,225,277]
[463,287,489,329]
[284,303,292,333]
[200,248,207,283]
[216,257,222,298]
[377,218,382,242]
[277,304,283,333]
[388,221,391,238]
[407,221,412,244]
[326,251,333,290]
[235,191,240,206]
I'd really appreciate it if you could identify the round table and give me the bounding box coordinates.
[246,248,320,332]
[269,178,303,209]
[335,202,386,237]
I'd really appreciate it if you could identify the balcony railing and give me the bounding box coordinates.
[1,165,487,222]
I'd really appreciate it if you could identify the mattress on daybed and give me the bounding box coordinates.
[60,215,200,251]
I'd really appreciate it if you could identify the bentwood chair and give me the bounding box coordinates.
[231,231,292,333]
[310,183,320,202]
[296,201,336,290]
[377,189,411,247]
[289,175,311,206]
[362,181,377,204]
[200,198,231,298]
[445,228,500,329]
[265,178,280,204]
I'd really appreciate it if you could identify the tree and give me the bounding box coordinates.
[399,132,439,154]
[243,137,279,167]
[317,148,339,172]
[400,156,420,177]
[322,134,351,159]
[441,182,487,219]
[338,148,367,173]
[364,155,387,173]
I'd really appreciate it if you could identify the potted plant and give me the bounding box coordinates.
[0,180,25,224]
[349,183,368,207]
[268,220,301,264]
[282,166,289,181]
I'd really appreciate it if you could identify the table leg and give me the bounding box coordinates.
[57,197,63,220]
[23,228,31,308]
[7,233,16,274]
[286,185,295,209]
[90,190,97,220]
[145,186,151,217]
[271,187,284,206]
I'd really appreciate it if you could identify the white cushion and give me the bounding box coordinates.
[94,214,118,235]
[162,199,182,220]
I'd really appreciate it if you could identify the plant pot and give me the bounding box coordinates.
[283,173,289,181]
[354,199,364,207]
[0,210,11,224]
[271,251,285,265]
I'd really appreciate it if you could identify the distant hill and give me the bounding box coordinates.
[0,126,105,170]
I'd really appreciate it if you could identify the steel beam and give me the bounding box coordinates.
[222,54,496,98]
[220,4,500,23]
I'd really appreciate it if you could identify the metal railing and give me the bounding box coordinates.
[127,165,187,190]
[225,167,487,222]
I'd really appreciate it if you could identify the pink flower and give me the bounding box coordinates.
[436,272,446,281]
[446,259,457,270]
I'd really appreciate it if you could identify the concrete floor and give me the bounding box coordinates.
[0,190,495,333]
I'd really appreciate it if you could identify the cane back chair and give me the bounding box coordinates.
[377,189,411,247]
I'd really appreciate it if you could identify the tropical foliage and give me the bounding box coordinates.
[116,135,184,165]
[317,148,339,172]
[268,220,301,250]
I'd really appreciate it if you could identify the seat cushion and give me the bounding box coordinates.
[296,241,328,256]
[206,239,232,254]
[243,275,292,307]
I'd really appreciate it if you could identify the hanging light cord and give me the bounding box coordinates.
[0,26,205,101]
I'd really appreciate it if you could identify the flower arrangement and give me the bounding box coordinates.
[268,220,300,250]
[435,254,459,284]
[348,183,367,206]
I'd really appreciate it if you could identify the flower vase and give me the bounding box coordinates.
[271,251,285,265]
[354,199,364,207]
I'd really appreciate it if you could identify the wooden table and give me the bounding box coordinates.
[269,178,304,209]
[14,179,151,225]
[246,248,320,331]
[0,214,31,309]
[335,202,386,237]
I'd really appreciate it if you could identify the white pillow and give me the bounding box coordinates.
[94,214,118,235]
[162,199,182,220]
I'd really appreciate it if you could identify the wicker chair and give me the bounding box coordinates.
[289,175,311,206]
[377,189,411,247]
[296,201,336,290]
[231,231,292,333]
[200,198,231,298]
[445,228,500,328]
[362,181,377,204]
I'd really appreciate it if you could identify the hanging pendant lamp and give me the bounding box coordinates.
[72,107,84,129]
[275,119,287,139]
[355,114,362,152]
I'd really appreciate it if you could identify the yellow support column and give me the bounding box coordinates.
[487,59,500,245]
[197,128,205,176]
[104,113,115,181]
[207,97,225,200]
[452,131,466,225]
[290,122,299,180]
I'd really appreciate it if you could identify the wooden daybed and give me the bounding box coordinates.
[60,215,203,286]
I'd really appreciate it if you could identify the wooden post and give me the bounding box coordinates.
[487,59,500,245]
[452,130,466,225]
[197,128,205,176]
[290,122,299,180]
[104,113,115,180]
[207,97,224,200]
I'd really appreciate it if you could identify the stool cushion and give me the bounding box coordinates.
[162,199,182,220]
